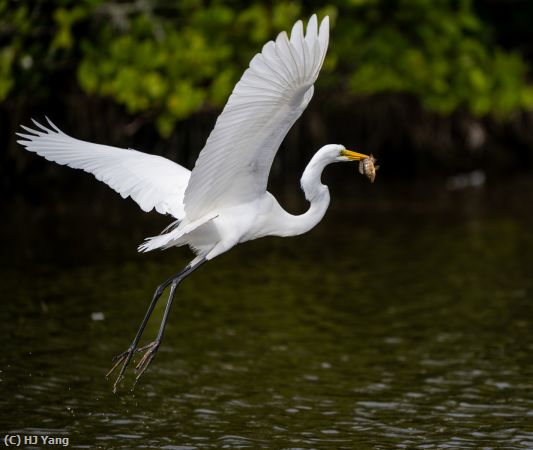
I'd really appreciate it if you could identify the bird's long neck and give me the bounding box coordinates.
[276,150,332,237]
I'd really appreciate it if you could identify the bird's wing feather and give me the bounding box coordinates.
[183,15,329,221]
[17,119,190,219]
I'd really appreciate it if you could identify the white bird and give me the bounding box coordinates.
[17,15,373,392]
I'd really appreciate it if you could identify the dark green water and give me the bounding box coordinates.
[1,179,533,448]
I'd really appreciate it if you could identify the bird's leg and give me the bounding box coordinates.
[132,259,206,387]
[106,264,193,392]
[106,258,206,392]
[133,280,178,383]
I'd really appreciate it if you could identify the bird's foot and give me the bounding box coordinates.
[132,340,161,387]
[105,346,136,393]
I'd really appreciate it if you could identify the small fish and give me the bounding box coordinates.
[359,154,378,183]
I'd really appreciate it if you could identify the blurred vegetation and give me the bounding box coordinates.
[1,0,533,138]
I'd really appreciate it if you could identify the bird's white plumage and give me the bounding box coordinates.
[17,118,190,219]
[183,15,329,222]
[15,15,371,390]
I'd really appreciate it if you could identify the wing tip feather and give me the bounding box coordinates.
[290,19,304,43]
[319,15,330,41]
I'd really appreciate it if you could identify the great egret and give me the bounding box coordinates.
[17,14,374,392]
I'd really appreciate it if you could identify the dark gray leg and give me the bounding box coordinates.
[106,258,206,392]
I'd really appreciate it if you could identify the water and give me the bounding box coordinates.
[1,179,533,448]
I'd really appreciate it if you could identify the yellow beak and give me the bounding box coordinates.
[340,149,370,161]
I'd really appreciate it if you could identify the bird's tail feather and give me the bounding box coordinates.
[138,213,218,252]
[160,219,181,234]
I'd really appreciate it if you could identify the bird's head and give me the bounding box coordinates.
[318,144,378,183]
[336,146,370,163]
[305,144,378,188]
[314,144,370,162]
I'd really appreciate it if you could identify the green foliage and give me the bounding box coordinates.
[1,0,532,136]
[332,0,533,116]
[76,1,306,136]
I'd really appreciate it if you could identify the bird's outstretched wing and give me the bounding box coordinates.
[183,15,329,221]
[17,119,190,219]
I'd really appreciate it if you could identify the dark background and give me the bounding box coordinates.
[2,3,533,447]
